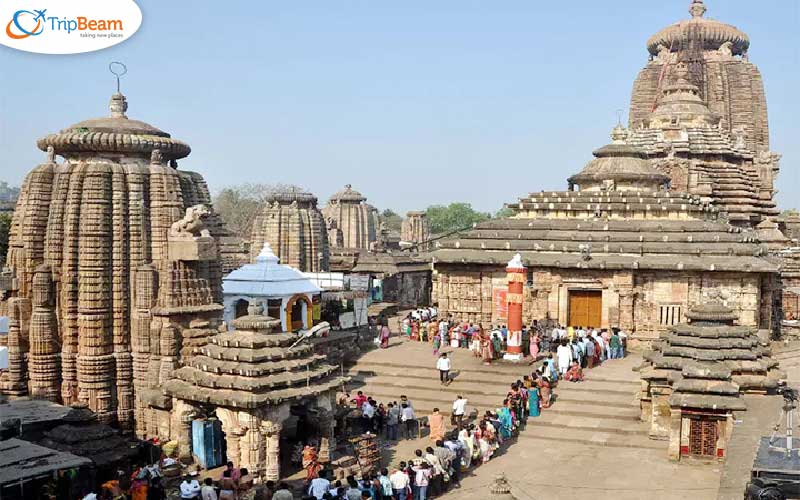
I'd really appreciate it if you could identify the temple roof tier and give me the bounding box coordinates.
[646,1,750,56]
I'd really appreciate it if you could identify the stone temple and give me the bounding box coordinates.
[628,0,780,230]
[0,90,229,427]
[431,0,786,344]
[323,184,379,250]
[433,127,779,343]
[248,186,330,272]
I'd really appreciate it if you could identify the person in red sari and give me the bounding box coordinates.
[302,444,322,481]
[538,376,552,409]
[411,320,420,341]
[379,321,391,348]
[565,361,584,382]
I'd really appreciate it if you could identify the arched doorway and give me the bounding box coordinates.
[286,295,312,331]
[234,299,250,319]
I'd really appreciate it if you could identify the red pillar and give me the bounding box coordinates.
[504,254,526,361]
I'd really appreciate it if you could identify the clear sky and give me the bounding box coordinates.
[1,0,797,214]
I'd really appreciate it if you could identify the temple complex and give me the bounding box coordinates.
[323,185,378,250]
[162,305,343,481]
[0,89,229,428]
[400,211,431,250]
[639,300,782,460]
[249,186,330,272]
[432,127,779,343]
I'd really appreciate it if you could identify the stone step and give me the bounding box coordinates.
[349,359,535,378]
[346,371,520,393]
[540,402,641,421]
[348,374,636,403]
[531,415,647,435]
[518,424,662,450]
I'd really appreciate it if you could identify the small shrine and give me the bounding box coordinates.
[639,299,783,461]
[223,243,321,332]
[162,305,344,481]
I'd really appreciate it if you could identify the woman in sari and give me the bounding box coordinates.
[379,322,391,349]
[528,375,541,417]
[476,423,493,463]
[530,331,540,360]
[458,426,476,467]
[496,401,513,440]
[538,377,552,409]
[302,445,322,481]
[411,320,420,341]
[450,325,461,348]
[480,330,494,366]
[491,332,502,360]
[432,332,441,356]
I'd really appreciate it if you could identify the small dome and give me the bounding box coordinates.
[568,128,670,188]
[685,301,738,322]
[329,184,367,203]
[647,1,749,57]
[37,92,191,160]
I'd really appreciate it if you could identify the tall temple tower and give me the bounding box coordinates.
[0,88,227,427]
[628,0,780,228]
[322,184,378,250]
[248,187,330,272]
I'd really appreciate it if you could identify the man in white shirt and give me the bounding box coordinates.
[400,403,416,439]
[390,468,410,499]
[436,353,451,385]
[556,340,572,375]
[362,399,376,433]
[180,475,201,499]
[307,471,331,499]
[451,395,468,427]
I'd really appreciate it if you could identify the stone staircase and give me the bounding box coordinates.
[343,339,661,452]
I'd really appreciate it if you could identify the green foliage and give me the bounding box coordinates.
[212,183,303,238]
[0,212,10,264]
[494,206,515,219]
[425,203,490,235]
[781,209,799,217]
[380,209,403,233]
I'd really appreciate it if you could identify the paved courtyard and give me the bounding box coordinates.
[344,336,723,499]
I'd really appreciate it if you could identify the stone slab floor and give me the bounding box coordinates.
[344,337,721,500]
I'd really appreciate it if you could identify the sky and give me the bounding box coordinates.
[1,0,798,214]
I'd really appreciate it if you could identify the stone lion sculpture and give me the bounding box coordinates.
[170,204,212,239]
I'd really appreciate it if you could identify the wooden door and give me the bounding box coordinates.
[568,290,602,328]
[688,418,717,457]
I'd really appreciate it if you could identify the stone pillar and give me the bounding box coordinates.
[504,254,526,361]
[178,407,197,463]
[264,421,282,482]
[667,409,683,462]
[28,265,60,401]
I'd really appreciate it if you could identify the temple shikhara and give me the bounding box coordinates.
[0,0,798,495]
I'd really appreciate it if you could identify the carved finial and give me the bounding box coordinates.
[689,0,706,18]
[46,145,55,162]
[345,184,352,190]
[150,149,163,165]
[109,92,128,118]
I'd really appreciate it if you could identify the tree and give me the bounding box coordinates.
[0,212,10,265]
[494,206,515,219]
[212,183,304,238]
[380,209,403,233]
[425,203,490,235]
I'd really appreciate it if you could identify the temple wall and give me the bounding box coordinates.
[434,264,768,341]
[381,271,432,309]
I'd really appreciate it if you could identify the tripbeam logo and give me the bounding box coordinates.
[1,1,142,54]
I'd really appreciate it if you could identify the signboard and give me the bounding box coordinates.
[347,274,370,292]
[493,287,508,319]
